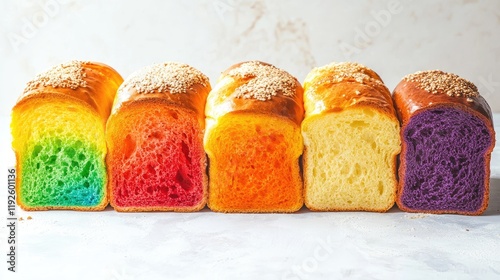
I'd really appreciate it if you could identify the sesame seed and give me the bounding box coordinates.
[403,70,479,98]
[227,61,297,101]
[122,62,209,94]
[310,62,384,86]
[24,60,88,94]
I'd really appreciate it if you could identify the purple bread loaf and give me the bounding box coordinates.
[393,70,495,215]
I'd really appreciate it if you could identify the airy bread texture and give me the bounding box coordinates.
[107,62,210,212]
[205,61,304,213]
[393,70,495,215]
[302,62,401,212]
[11,61,122,210]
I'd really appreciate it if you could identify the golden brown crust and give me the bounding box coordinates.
[205,61,304,125]
[18,61,123,123]
[306,206,391,213]
[112,62,211,126]
[207,206,303,214]
[303,62,396,120]
[112,200,206,212]
[393,77,492,126]
[393,71,495,215]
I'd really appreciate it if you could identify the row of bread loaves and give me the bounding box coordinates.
[11,60,495,215]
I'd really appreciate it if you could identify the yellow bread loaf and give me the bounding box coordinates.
[302,62,401,212]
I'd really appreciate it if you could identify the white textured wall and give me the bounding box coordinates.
[1,0,500,156]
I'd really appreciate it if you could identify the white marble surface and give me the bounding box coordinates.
[1,1,500,279]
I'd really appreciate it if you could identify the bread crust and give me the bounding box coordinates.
[393,77,495,215]
[112,79,210,127]
[205,61,304,125]
[303,66,396,120]
[17,62,123,123]
[302,62,400,212]
[393,79,493,124]
[12,61,122,211]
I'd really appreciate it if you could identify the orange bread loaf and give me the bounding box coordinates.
[11,61,122,210]
[204,61,304,213]
[106,62,210,212]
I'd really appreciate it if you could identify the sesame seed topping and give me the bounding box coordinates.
[322,62,373,75]
[122,62,209,94]
[24,60,88,94]
[311,62,384,86]
[227,61,297,101]
[403,70,479,98]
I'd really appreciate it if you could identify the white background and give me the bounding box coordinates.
[1,1,500,279]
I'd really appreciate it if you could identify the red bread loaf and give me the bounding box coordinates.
[106,62,210,212]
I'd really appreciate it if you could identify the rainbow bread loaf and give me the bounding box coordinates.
[302,62,401,212]
[11,61,122,210]
[393,70,495,215]
[106,62,210,212]
[205,61,304,213]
